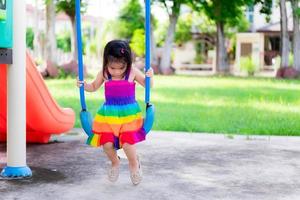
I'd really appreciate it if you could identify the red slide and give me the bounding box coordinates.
[0,52,75,143]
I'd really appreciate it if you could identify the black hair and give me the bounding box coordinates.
[102,40,132,79]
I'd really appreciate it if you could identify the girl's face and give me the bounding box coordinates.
[107,61,127,78]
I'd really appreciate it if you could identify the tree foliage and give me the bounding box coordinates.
[56,0,87,19]
[254,0,272,21]
[116,0,144,39]
[188,0,253,25]
[175,13,193,45]
[56,31,71,52]
[26,28,34,50]
[130,29,145,57]
[154,0,190,16]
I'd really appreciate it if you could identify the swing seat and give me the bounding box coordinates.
[81,104,154,137]
[143,104,155,134]
[80,110,93,137]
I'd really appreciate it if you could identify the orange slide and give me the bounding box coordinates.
[0,53,75,143]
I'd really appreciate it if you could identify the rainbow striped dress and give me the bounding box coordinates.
[86,73,146,149]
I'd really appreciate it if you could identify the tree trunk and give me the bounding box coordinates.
[71,17,78,61]
[45,0,56,64]
[291,0,300,70]
[33,0,42,59]
[159,14,179,74]
[150,25,158,72]
[280,0,290,67]
[216,21,228,73]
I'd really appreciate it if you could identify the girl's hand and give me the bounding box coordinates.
[145,67,153,78]
[76,77,86,88]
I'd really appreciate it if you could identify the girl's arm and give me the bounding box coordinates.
[133,67,154,88]
[77,70,105,92]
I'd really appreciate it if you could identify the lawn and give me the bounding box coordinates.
[45,75,300,136]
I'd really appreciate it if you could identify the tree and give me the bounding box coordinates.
[114,0,159,72]
[33,0,42,60]
[254,0,273,21]
[189,0,272,73]
[116,0,144,40]
[149,5,159,72]
[45,0,57,65]
[189,0,255,73]
[175,13,193,46]
[130,29,145,57]
[279,0,289,67]
[291,0,300,70]
[56,0,87,61]
[154,0,189,74]
[150,15,159,72]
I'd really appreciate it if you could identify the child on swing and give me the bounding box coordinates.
[77,40,153,185]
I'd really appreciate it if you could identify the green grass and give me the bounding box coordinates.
[45,75,300,136]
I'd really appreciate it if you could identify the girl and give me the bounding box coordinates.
[77,40,153,185]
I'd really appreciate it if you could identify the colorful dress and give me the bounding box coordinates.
[86,72,146,149]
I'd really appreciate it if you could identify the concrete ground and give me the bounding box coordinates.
[1,130,300,200]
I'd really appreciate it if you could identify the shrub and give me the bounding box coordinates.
[240,56,257,76]
[26,28,34,50]
[56,32,71,53]
[195,54,205,64]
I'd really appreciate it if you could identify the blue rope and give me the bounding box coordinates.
[145,0,151,104]
[75,0,87,111]
[76,0,151,108]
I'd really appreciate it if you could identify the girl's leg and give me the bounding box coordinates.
[103,142,120,167]
[122,143,138,172]
[103,142,120,182]
[123,143,142,185]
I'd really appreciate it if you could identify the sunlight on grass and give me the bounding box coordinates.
[45,76,300,136]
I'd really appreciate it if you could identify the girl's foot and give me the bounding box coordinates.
[108,156,120,182]
[130,155,142,185]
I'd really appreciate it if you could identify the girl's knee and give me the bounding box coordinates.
[103,142,114,150]
[122,143,135,150]
[122,143,130,148]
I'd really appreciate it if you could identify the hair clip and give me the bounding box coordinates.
[121,48,125,54]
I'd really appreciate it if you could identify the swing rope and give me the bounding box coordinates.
[145,0,151,106]
[75,0,93,136]
[75,0,86,111]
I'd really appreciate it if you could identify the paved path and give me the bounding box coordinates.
[1,130,300,200]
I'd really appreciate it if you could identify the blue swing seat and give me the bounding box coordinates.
[80,110,93,137]
[80,105,154,137]
[143,104,155,134]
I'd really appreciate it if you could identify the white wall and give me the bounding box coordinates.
[252,1,292,31]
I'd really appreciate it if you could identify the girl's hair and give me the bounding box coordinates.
[102,40,132,79]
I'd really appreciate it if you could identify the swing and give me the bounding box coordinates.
[75,0,154,136]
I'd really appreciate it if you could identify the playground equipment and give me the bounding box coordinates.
[143,0,155,133]
[0,0,12,64]
[76,0,155,137]
[0,53,76,143]
[0,0,75,178]
[0,0,31,178]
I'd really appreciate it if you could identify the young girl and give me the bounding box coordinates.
[77,40,153,185]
